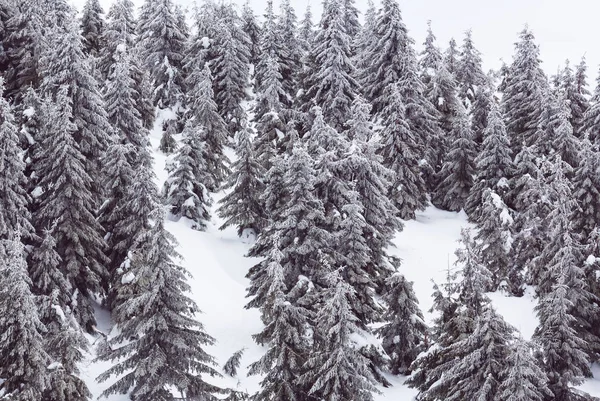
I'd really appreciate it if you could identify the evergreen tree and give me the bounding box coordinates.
[298,5,314,54]
[456,29,486,107]
[562,58,590,138]
[444,37,459,77]
[0,78,32,240]
[97,209,222,401]
[163,120,212,230]
[419,20,442,89]
[0,239,51,401]
[359,0,412,114]
[208,7,251,134]
[276,0,301,98]
[80,0,105,57]
[583,65,600,145]
[34,87,108,330]
[428,58,460,138]
[300,270,380,401]
[533,278,592,401]
[376,273,427,375]
[474,189,516,292]
[497,338,553,401]
[352,0,376,69]
[241,0,261,67]
[552,90,580,168]
[465,101,513,219]
[136,0,187,109]
[378,83,428,220]
[185,64,230,191]
[218,122,267,236]
[470,75,494,146]
[572,139,600,238]
[422,305,514,401]
[501,27,546,154]
[301,0,358,130]
[159,118,178,154]
[432,104,477,212]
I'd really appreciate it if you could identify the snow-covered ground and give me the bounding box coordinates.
[82,121,600,400]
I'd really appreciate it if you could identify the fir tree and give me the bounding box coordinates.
[80,0,105,57]
[0,78,32,240]
[136,0,187,109]
[159,118,178,154]
[352,0,376,70]
[376,273,427,375]
[359,0,413,114]
[444,37,459,77]
[470,75,494,146]
[163,120,212,231]
[572,139,600,238]
[218,122,267,236]
[428,58,460,138]
[298,5,314,54]
[97,209,222,401]
[0,239,51,401]
[241,0,261,67]
[301,0,358,130]
[34,87,108,330]
[501,27,546,154]
[378,83,428,220]
[185,64,230,191]
[98,0,136,80]
[456,29,486,107]
[583,65,600,145]
[562,58,590,138]
[419,20,442,89]
[497,338,553,401]
[465,101,513,220]
[552,90,580,168]
[300,270,380,401]
[276,0,301,98]
[432,104,477,212]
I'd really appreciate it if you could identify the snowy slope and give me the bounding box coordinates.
[83,121,600,400]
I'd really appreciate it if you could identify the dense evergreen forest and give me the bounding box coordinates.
[0,0,599,399]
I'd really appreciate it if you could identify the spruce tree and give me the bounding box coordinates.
[34,87,108,330]
[552,90,580,168]
[301,0,358,130]
[98,0,136,80]
[583,65,600,145]
[456,29,486,107]
[432,104,477,212]
[501,27,546,154]
[419,20,442,90]
[465,101,513,220]
[444,37,459,77]
[572,139,600,238]
[497,338,553,401]
[378,83,428,220]
[97,209,222,401]
[186,64,230,191]
[218,122,267,236]
[428,58,460,138]
[470,75,494,146]
[0,78,32,240]
[241,1,261,67]
[159,118,178,154]
[562,58,590,138]
[276,0,301,98]
[300,270,380,401]
[163,120,212,231]
[80,0,105,57]
[377,273,427,375]
[0,239,51,401]
[298,5,314,54]
[136,0,187,109]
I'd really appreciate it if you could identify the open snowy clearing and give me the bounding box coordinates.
[80,126,600,400]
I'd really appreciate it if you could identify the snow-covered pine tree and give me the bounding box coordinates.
[0,238,51,401]
[300,269,380,401]
[208,6,251,134]
[470,75,494,147]
[455,228,493,314]
[276,0,301,98]
[98,0,136,80]
[136,0,186,109]
[444,37,459,77]
[533,277,593,401]
[80,0,105,57]
[572,138,600,238]
[97,208,222,400]
[583,65,600,145]
[0,78,32,240]
[247,239,313,401]
[501,27,546,155]
[456,29,486,107]
[474,189,516,293]
[185,64,230,191]
[241,1,261,67]
[378,83,428,220]
[465,101,513,220]
[432,103,477,212]
[300,0,358,131]
[159,118,178,154]
[552,90,580,168]
[33,87,108,330]
[218,121,267,236]
[358,0,412,115]
[421,305,514,401]
[427,57,460,138]
[163,120,212,230]
[562,58,590,138]
[39,8,112,202]
[352,0,376,70]
[419,21,442,90]
[497,338,553,401]
[376,273,427,375]
[298,4,314,54]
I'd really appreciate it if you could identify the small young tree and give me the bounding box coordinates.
[97,209,222,400]
[218,122,267,237]
[163,120,212,230]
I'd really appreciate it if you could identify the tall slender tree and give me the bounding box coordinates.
[80,0,105,57]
